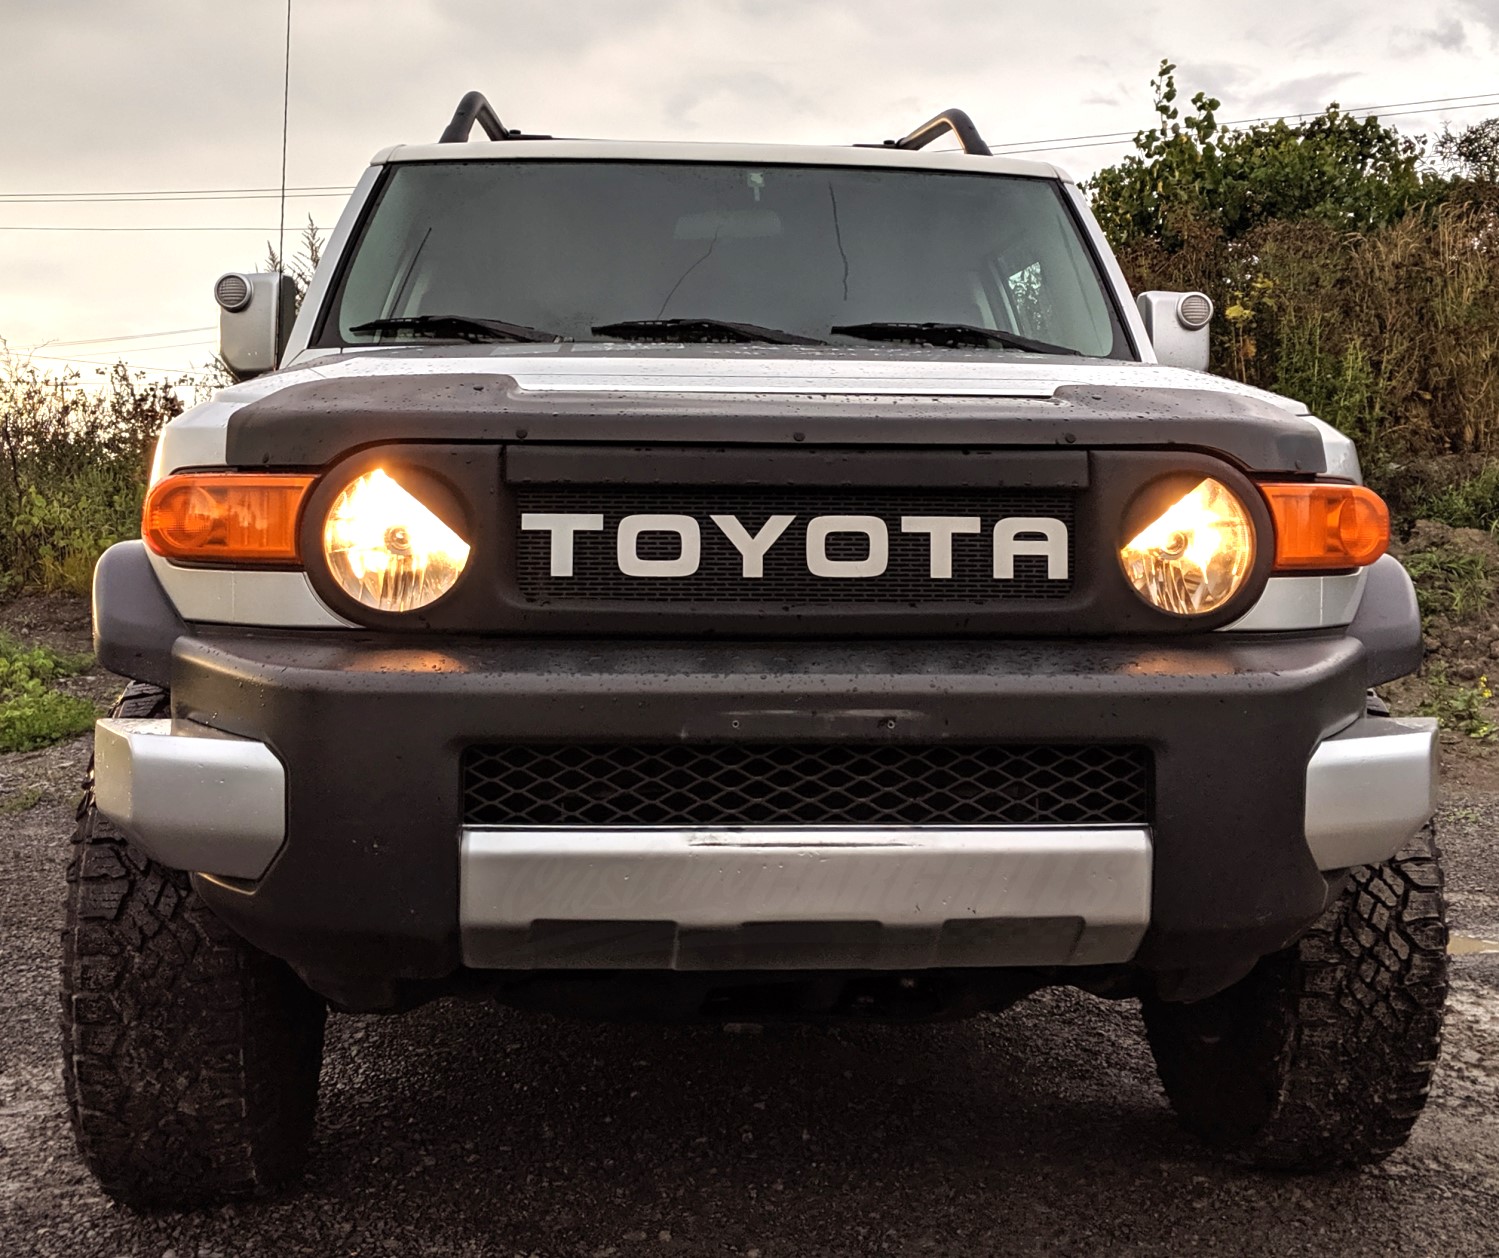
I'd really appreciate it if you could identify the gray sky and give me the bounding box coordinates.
[2,0,1495,383]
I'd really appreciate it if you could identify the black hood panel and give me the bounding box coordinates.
[224,373,1326,475]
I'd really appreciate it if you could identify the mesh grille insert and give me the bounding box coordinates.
[462,743,1150,828]
[514,486,1075,604]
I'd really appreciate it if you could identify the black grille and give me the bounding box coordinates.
[514,486,1075,604]
[461,743,1150,828]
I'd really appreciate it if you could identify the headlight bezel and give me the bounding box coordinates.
[300,449,482,625]
[1113,468,1275,622]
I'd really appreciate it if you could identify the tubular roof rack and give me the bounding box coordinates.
[439,92,991,156]
[881,108,992,156]
[439,91,551,143]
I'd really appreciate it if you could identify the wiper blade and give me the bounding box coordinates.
[350,314,562,343]
[591,318,825,346]
[830,321,1080,356]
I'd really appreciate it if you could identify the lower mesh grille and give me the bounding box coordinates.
[461,743,1150,828]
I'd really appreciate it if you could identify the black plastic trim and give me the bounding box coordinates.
[503,446,1089,487]
[91,541,187,688]
[176,631,1366,997]
[225,373,1327,474]
[293,443,1275,638]
[1349,554,1423,687]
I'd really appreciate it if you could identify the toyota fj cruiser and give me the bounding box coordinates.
[64,95,1446,1206]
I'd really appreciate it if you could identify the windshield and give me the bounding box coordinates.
[320,160,1131,358]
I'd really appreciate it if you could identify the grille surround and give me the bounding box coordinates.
[462,743,1150,829]
[515,486,1076,605]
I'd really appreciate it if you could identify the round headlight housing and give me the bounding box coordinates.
[1119,477,1255,615]
[321,467,471,612]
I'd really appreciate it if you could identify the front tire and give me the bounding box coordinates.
[1142,824,1448,1170]
[61,682,326,1207]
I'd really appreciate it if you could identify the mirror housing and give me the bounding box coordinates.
[1136,291,1214,372]
[215,272,298,381]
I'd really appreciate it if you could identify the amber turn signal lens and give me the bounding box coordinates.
[142,473,314,564]
[1260,483,1389,571]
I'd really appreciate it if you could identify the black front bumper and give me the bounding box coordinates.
[172,629,1368,1001]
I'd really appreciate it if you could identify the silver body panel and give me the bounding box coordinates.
[1304,715,1439,870]
[93,717,286,881]
[458,826,1153,970]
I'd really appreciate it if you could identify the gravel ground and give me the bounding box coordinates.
[2,723,1497,1257]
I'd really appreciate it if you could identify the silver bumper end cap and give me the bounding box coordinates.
[459,826,1152,971]
[93,717,286,880]
[1305,715,1438,871]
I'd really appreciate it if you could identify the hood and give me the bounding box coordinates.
[161,343,1357,482]
[253,342,1310,411]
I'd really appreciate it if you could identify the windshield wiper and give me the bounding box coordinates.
[831,321,1080,356]
[350,314,563,343]
[591,318,825,346]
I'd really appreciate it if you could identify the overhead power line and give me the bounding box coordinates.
[21,352,214,377]
[25,325,215,349]
[278,0,293,265]
[0,190,349,205]
[987,90,1499,153]
[0,184,350,202]
[0,225,285,232]
[993,94,1499,157]
[0,86,1490,214]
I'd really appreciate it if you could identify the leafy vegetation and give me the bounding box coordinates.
[1405,542,1495,624]
[0,355,180,594]
[1418,666,1499,741]
[1089,62,1432,249]
[1094,65,1499,465]
[0,633,95,753]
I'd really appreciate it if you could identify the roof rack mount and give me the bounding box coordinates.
[887,108,992,157]
[439,91,545,144]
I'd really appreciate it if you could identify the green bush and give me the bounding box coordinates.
[1404,543,1495,623]
[1087,62,1434,251]
[1418,665,1499,740]
[1410,462,1499,533]
[0,634,96,752]
[0,355,182,594]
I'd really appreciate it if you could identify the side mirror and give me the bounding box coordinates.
[214,272,298,381]
[1136,291,1214,372]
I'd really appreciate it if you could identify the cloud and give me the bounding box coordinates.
[1241,71,1360,117]
[0,0,1485,368]
[1417,15,1470,48]
[1460,0,1499,33]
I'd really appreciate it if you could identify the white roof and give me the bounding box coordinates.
[371,137,1069,182]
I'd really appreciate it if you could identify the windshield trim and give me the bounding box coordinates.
[311,159,1136,361]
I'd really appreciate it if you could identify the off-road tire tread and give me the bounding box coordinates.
[1143,823,1448,1170]
[61,681,325,1207]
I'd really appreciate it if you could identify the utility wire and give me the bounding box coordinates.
[24,325,215,349]
[0,89,1493,207]
[0,186,349,203]
[20,352,214,377]
[994,96,1499,156]
[278,0,292,266]
[0,191,348,205]
[0,225,286,232]
[988,90,1499,153]
[0,86,1489,215]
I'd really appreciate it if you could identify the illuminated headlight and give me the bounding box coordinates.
[1119,478,1254,615]
[322,468,470,612]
